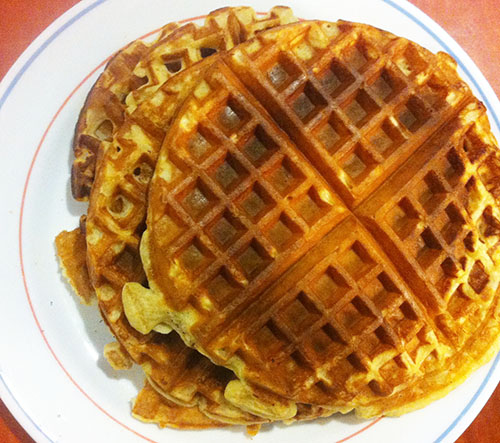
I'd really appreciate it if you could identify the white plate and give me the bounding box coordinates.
[1,0,499,442]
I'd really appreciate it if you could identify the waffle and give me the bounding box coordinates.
[55,228,231,428]
[131,20,500,416]
[71,6,295,201]
[55,225,94,304]
[71,22,179,201]
[133,381,227,429]
[81,6,328,425]
[125,6,296,113]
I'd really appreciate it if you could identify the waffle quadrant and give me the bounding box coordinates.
[136,20,500,417]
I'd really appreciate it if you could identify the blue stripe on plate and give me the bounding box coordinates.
[381,0,500,137]
[0,372,53,442]
[0,0,108,110]
[435,352,500,442]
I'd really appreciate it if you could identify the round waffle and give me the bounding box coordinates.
[132,20,500,417]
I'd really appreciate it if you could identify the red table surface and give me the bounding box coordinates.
[0,0,499,442]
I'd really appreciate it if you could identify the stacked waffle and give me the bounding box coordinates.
[56,7,500,432]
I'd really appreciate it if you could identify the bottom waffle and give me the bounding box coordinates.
[56,228,226,428]
[56,225,335,428]
[55,226,94,305]
[133,381,227,429]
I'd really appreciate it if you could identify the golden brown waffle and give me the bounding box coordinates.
[54,228,231,428]
[71,22,179,201]
[126,6,296,113]
[133,381,226,429]
[55,226,95,304]
[130,20,500,417]
[83,7,325,425]
[71,6,296,201]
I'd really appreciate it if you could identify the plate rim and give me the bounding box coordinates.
[1,0,499,442]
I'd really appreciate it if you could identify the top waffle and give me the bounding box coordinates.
[127,20,500,417]
[71,6,296,201]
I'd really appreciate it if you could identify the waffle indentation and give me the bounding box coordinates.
[480,206,500,238]
[388,197,420,240]
[368,272,402,313]
[292,81,327,124]
[237,239,272,280]
[335,295,375,336]
[204,267,243,309]
[444,148,465,187]
[441,203,466,244]
[338,241,375,279]
[341,144,378,183]
[305,324,346,363]
[343,38,377,73]
[253,319,291,356]
[207,210,246,251]
[313,266,351,308]
[368,118,406,158]
[155,204,187,247]
[398,96,430,132]
[447,285,473,319]
[268,54,301,92]
[114,244,142,277]
[346,352,367,372]
[369,67,405,103]
[463,127,490,164]
[238,182,276,222]
[242,125,278,167]
[268,156,305,196]
[418,171,447,215]
[317,112,352,154]
[200,47,217,58]
[468,261,489,295]
[177,237,215,275]
[318,59,355,98]
[417,228,443,270]
[342,89,380,128]
[131,157,154,185]
[267,213,302,251]
[163,52,184,73]
[420,75,449,110]
[94,119,113,141]
[188,127,217,161]
[108,192,133,219]
[179,178,219,221]
[219,98,250,135]
[212,152,249,193]
[395,44,429,77]
[281,291,321,335]
[292,187,330,226]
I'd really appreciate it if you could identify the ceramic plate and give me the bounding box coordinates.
[1,0,499,441]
